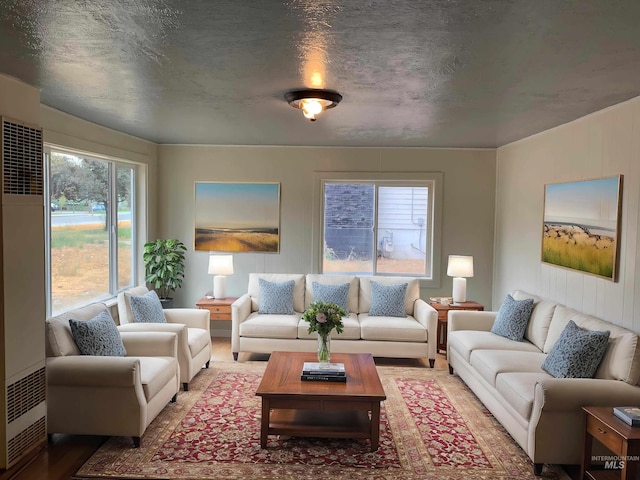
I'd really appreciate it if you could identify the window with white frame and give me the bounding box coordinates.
[318,173,442,282]
[44,147,136,315]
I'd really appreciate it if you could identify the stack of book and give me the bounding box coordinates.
[301,362,347,382]
[613,406,640,426]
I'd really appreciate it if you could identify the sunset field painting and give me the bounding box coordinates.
[542,176,622,280]
[195,182,280,252]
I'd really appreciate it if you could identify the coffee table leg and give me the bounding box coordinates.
[370,403,381,451]
[261,399,270,448]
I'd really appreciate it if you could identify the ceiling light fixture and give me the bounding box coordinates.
[284,89,342,122]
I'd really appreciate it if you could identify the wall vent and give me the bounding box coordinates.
[6,416,45,466]
[7,367,45,424]
[2,117,43,196]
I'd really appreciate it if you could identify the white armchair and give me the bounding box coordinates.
[46,303,180,447]
[117,286,212,391]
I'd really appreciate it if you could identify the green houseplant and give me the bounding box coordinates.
[143,239,187,307]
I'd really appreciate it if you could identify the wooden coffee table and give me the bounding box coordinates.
[255,352,386,451]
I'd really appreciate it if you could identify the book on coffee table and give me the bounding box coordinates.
[302,362,345,376]
[300,373,347,382]
[613,406,640,426]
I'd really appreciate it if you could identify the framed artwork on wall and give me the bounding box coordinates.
[541,175,623,281]
[194,182,280,253]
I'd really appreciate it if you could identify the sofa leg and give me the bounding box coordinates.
[133,436,141,448]
[533,463,543,476]
[233,352,238,361]
[428,358,435,368]
[205,360,210,368]
[171,393,177,403]
[182,382,189,391]
[448,365,454,375]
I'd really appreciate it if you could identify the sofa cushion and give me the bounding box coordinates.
[239,312,300,339]
[46,303,109,357]
[496,372,553,421]
[490,294,534,341]
[129,290,166,323]
[470,350,547,387]
[258,279,295,314]
[298,313,361,340]
[249,274,305,313]
[512,290,557,350]
[138,356,177,401]
[369,281,407,317]
[359,276,419,315]
[187,328,211,357]
[448,331,541,363]
[312,281,350,312]
[542,320,610,378]
[543,304,578,353]
[305,275,359,313]
[359,314,427,342]
[69,310,127,357]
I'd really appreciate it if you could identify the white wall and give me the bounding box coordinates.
[158,145,496,334]
[495,96,640,330]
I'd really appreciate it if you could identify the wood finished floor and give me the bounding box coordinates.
[4,338,579,479]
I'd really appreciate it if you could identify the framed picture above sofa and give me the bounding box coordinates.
[194,182,280,253]
[541,175,622,281]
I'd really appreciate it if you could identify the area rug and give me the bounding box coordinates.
[75,361,570,480]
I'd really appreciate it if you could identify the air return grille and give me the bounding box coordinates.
[2,118,43,196]
[7,416,45,466]
[7,367,45,423]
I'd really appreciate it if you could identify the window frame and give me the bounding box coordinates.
[313,171,443,287]
[44,145,138,316]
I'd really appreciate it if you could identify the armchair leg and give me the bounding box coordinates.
[205,360,210,368]
[233,352,238,361]
[133,437,141,448]
[182,382,189,391]
[428,358,435,368]
[171,393,177,403]
[47,433,53,443]
[448,365,454,375]
[533,463,543,476]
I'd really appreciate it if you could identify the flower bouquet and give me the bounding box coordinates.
[301,300,347,364]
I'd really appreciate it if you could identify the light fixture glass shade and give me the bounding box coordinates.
[208,255,234,298]
[284,89,342,122]
[447,255,474,278]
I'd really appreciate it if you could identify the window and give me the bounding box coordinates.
[318,173,442,283]
[44,147,136,315]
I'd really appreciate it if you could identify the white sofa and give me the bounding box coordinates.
[46,302,180,447]
[447,290,640,474]
[117,285,212,391]
[232,273,438,366]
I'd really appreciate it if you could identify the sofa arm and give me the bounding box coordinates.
[231,294,252,355]
[534,378,640,412]
[164,308,210,332]
[448,310,496,332]
[413,299,438,361]
[47,355,141,387]
[120,331,177,358]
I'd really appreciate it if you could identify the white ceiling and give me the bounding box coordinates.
[2,0,640,147]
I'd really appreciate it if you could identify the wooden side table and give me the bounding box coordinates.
[581,406,640,480]
[195,296,237,320]
[430,301,484,353]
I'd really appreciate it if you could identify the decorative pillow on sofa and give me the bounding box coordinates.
[369,281,407,317]
[490,294,534,341]
[69,310,127,356]
[542,320,610,378]
[258,279,295,314]
[312,282,350,312]
[130,290,166,323]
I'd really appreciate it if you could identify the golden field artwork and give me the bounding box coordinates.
[195,229,279,252]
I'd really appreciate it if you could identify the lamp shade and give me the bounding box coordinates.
[447,255,474,278]
[208,255,234,275]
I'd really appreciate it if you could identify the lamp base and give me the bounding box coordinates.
[452,277,467,303]
[213,275,227,299]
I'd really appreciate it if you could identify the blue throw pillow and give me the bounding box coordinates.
[369,281,407,317]
[312,282,350,312]
[69,310,127,356]
[542,320,610,378]
[490,294,534,341]
[130,290,167,323]
[258,279,295,314]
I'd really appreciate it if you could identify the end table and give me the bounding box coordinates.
[430,301,484,353]
[195,296,237,321]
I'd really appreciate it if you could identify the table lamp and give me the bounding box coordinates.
[447,255,474,304]
[208,254,234,299]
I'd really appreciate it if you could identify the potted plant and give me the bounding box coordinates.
[143,239,187,308]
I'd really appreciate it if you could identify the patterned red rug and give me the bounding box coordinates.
[75,361,570,480]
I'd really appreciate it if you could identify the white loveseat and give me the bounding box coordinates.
[232,273,438,366]
[46,303,180,447]
[447,290,640,474]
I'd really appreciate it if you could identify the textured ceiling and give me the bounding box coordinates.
[1,1,640,147]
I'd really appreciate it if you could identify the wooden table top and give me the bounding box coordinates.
[256,352,386,400]
[583,406,640,440]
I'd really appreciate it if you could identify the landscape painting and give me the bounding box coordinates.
[195,182,280,252]
[542,175,622,281]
